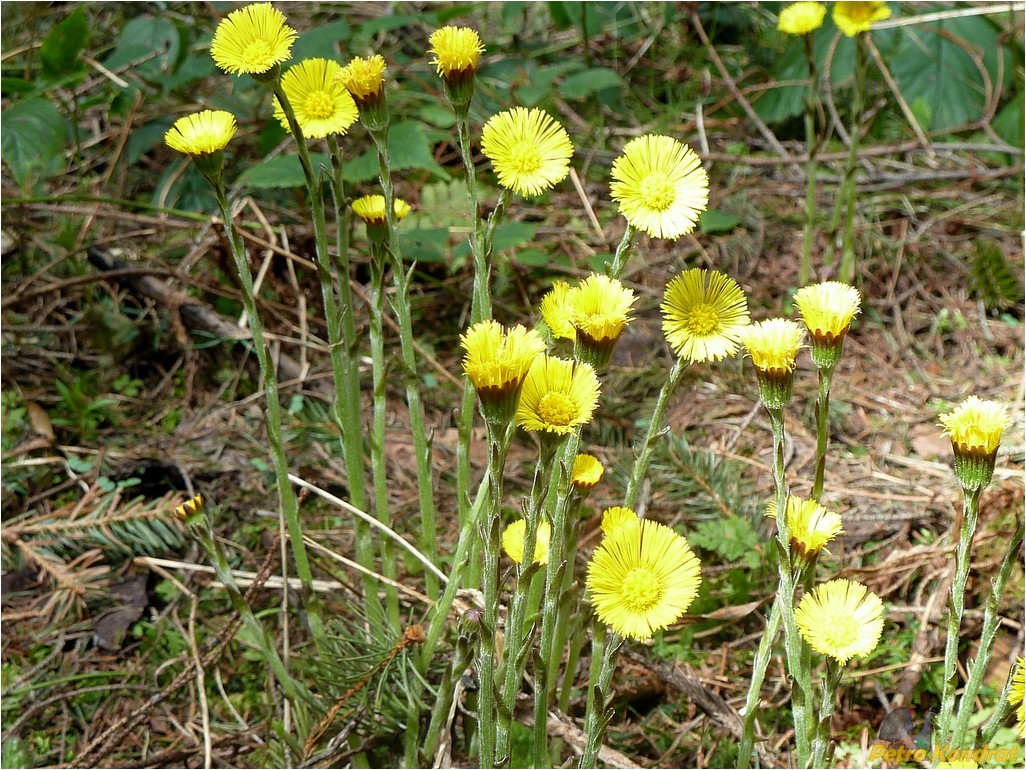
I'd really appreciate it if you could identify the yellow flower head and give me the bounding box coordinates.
[481,107,574,198]
[461,320,545,408]
[571,454,604,490]
[740,318,804,373]
[540,280,576,341]
[767,496,844,557]
[165,110,237,156]
[939,396,1010,457]
[516,355,600,436]
[351,195,412,226]
[272,58,358,139]
[567,274,636,347]
[502,518,551,565]
[934,761,979,769]
[211,3,297,76]
[1010,656,1025,739]
[795,578,884,664]
[662,269,750,363]
[600,506,639,539]
[794,281,861,342]
[610,134,709,240]
[833,2,891,37]
[778,2,828,35]
[428,26,484,77]
[587,518,702,640]
[339,54,387,105]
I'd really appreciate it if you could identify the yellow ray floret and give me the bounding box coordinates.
[428,26,484,76]
[661,268,750,363]
[481,107,574,198]
[338,55,387,102]
[587,518,702,640]
[273,58,358,139]
[777,2,827,35]
[767,496,844,555]
[795,578,884,664]
[516,355,600,435]
[540,280,576,341]
[165,110,237,156]
[833,1,891,37]
[740,318,804,373]
[600,506,639,539]
[460,320,545,396]
[568,274,636,344]
[793,281,861,341]
[211,3,297,76]
[501,518,551,565]
[351,195,412,226]
[571,454,604,490]
[938,396,1010,456]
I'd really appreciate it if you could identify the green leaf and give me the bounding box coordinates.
[891,16,1011,131]
[490,221,537,252]
[514,249,552,267]
[559,67,622,100]
[291,20,350,62]
[0,98,67,191]
[691,517,761,569]
[992,91,1024,150]
[102,15,181,83]
[237,152,333,189]
[699,209,741,234]
[40,6,89,77]
[345,121,450,183]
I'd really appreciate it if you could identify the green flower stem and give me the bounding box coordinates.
[810,660,843,768]
[952,516,1024,746]
[495,439,562,764]
[937,485,984,745]
[811,366,834,502]
[837,35,867,285]
[455,106,491,325]
[799,34,820,286]
[977,665,1016,748]
[737,598,783,768]
[423,627,476,764]
[188,516,315,707]
[579,628,623,769]
[367,125,440,600]
[624,358,685,509]
[607,224,637,280]
[478,419,516,768]
[368,240,401,629]
[767,406,813,764]
[210,182,323,644]
[559,595,587,715]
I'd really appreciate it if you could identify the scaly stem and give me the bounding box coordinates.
[495,439,562,765]
[478,420,515,768]
[368,240,401,628]
[737,598,783,768]
[837,35,867,284]
[811,366,834,502]
[368,126,440,600]
[607,224,636,280]
[810,661,843,767]
[952,516,1024,746]
[211,183,323,644]
[799,33,820,285]
[579,629,623,769]
[624,358,685,509]
[937,485,983,745]
[423,628,476,764]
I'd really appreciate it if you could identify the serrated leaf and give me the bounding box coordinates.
[237,152,332,189]
[290,20,350,61]
[102,16,181,82]
[559,67,622,100]
[699,209,741,234]
[0,98,67,191]
[40,6,89,77]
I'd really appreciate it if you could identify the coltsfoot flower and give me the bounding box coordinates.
[833,2,891,37]
[777,2,827,35]
[600,506,639,538]
[567,274,636,367]
[428,26,484,78]
[211,3,297,77]
[540,280,576,341]
[740,318,804,410]
[273,58,358,139]
[766,496,844,558]
[165,110,237,156]
[502,518,551,565]
[1010,656,1025,738]
[610,134,709,240]
[481,107,573,198]
[351,195,412,226]
[939,396,1010,490]
[516,355,600,437]
[795,578,884,664]
[339,54,387,109]
[794,281,861,370]
[587,518,702,640]
[461,320,545,426]
[571,454,604,491]
[661,269,750,363]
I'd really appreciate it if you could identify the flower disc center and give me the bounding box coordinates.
[537,391,576,427]
[639,173,676,212]
[305,91,336,120]
[685,303,720,336]
[509,142,543,174]
[621,567,661,611]
[242,41,274,69]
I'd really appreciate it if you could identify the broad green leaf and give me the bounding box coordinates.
[699,209,742,234]
[127,120,172,165]
[891,16,1011,132]
[400,227,450,264]
[491,221,537,252]
[513,249,552,267]
[40,6,89,77]
[237,152,332,189]
[102,16,181,83]
[992,92,1024,149]
[0,98,67,191]
[345,121,450,183]
[291,20,350,62]
[559,68,622,100]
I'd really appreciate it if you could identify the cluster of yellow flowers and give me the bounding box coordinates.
[777,1,891,37]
